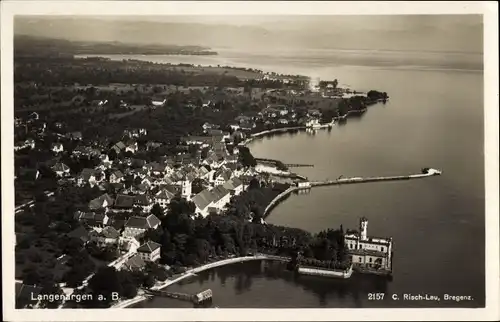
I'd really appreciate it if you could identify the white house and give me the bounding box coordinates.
[137,241,161,262]
[229,124,240,131]
[222,177,244,196]
[213,168,232,186]
[210,185,231,210]
[125,142,138,154]
[109,170,125,183]
[88,193,114,211]
[100,154,110,163]
[90,226,120,247]
[51,142,64,154]
[28,112,40,121]
[124,128,148,138]
[192,189,215,217]
[118,237,141,255]
[51,162,70,177]
[78,212,111,228]
[155,188,176,208]
[78,168,97,187]
[151,98,166,107]
[134,194,154,213]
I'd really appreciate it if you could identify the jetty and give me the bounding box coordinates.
[285,163,314,168]
[255,157,314,169]
[145,289,213,304]
[263,168,442,217]
[308,168,442,188]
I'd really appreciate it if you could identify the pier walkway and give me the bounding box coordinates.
[263,169,442,217]
[145,289,213,304]
[309,171,441,187]
[285,163,314,168]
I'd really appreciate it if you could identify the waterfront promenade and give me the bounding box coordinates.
[112,254,290,308]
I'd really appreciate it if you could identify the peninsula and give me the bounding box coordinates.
[14,39,438,310]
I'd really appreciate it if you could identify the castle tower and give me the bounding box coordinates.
[359,217,368,241]
[181,179,192,200]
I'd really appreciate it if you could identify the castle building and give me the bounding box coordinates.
[344,217,393,274]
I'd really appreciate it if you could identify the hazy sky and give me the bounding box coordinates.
[15,15,483,53]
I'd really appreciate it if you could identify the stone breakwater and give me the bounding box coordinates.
[262,169,442,218]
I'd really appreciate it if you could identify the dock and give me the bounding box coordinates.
[284,163,314,168]
[145,289,213,304]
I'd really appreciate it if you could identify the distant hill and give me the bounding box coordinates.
[14,16,483,54]
[14,35,218,56]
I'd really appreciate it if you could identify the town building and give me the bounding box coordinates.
[88,193,114,211]
[52,162,70,177]
[90,226,120,247]
[51,142,64,154]
[155,188,176,208]
[222,177,244,196]
[123,214,161,238]
[137,241,161,262]
[122,253,146,271]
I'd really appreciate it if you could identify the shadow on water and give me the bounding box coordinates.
[259,261,389,308]
[170,260,390,308]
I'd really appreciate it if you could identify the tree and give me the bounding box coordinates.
[238,146,257,167]
[108,148,118,161]
[248,178,260,190]
[88,266,122,307]
[143,273,156,288]
[150,203,164,218]
[144,228,163,244]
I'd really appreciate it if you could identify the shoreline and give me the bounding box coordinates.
[112,255,286,308]
[241,107,371,147]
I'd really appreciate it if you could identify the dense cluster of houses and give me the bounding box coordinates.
[14,111,264,273]
[14,100,324,275]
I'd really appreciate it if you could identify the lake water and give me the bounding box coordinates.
[101,49,485,308]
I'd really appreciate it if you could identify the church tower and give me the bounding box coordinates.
[181,179,192,200]
[359,217,368,241]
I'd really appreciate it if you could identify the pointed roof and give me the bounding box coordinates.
[80,168,96,180]
[88,193,114,210]
[135,194,152,206]
[137,241,161,253]
[125,214,161,229]
[156,188,176,200]
[66,225,91,243]
[123,253,146,270]
[52,162,70,172]
[114,194,136,208]
[192,189,214,211]
[222,177,243,191]
[111,170,124,178]
[100,226,120,239]
[210,185,230,202]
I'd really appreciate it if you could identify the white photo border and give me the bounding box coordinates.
[1,1,498,321]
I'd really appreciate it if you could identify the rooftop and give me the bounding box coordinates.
[137,241,161,253]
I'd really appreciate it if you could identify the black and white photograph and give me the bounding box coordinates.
[1,1,499,321]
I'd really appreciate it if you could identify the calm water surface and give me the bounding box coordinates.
[115,49,484,308]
